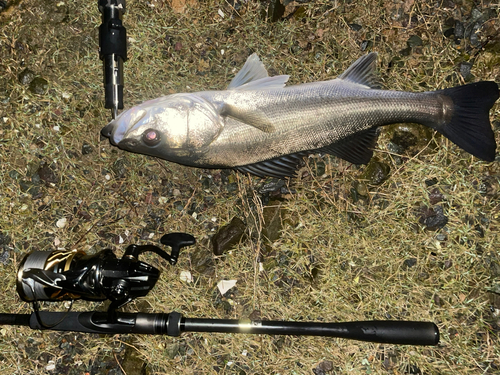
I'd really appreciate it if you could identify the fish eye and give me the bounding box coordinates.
[142,129,161,146]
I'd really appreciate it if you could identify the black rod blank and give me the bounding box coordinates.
[0,311,439,346]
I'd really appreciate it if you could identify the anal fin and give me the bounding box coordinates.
[319,127,379,164]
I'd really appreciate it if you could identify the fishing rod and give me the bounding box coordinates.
[0,233,439,345]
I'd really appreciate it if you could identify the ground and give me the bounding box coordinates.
[0,0,499,374]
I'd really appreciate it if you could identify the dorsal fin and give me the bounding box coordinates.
[227,53,289,90]
[222,54,289,133]
[338,52,381,89]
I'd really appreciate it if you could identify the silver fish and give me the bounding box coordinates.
[102,53,498,178]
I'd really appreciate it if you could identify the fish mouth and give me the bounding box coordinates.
[101,122,115,142]
[101,109,148,146]
[117,138,140,150]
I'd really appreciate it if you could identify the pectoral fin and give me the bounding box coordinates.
[222,104,276,133]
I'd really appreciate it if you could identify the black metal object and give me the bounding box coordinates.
[99,0,127,119]
[0,311,439,346]
[4,232,440,346]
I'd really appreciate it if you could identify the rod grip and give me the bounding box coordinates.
[351,321,439,345]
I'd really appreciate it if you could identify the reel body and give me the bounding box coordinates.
[16,233,196,311]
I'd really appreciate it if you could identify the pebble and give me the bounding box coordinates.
[459,61,474,82]
[190,246,215,276]
[211,216,246,256]
[82,143,94,155]
[407,35,423,48]
[360,160,390,186]
[262,201,283,243]
[418,205,448,231]
[403,258,417,269]
[56,217,67,228]
[360,40,373,51]
[18,68,35,85]
[454,20,465,39]
[38,162,58,185]
[29,77,48,95]
[428,188,444,205]
[425,178,438,187]
[261,0,285,22]
[348,23,362,31]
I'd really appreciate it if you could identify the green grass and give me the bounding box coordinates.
[0,0,499,374]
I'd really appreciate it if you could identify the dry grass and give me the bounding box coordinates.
[0,0,499,374]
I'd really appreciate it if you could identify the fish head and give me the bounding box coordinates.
[101,93,223,160]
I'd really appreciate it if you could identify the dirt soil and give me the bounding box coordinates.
[0,0,499,374]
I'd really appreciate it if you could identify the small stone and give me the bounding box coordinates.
[348,23,362,31]
[190,247,215,276]
[112,158,128,178]
[180,270,193,283]
[459,62,474,82]
[121,346,148,375]
[61,92,72,101]
[391,124,418,149]
[166,343,180,359]
[403,258,417,269]
[418,205,448,231]
[454,20,465,39]
[361,160,390,185]
[399,46,412,56]
[407,35,423,48]
[38,162,58,185]
[56,217,67,228]
[429,188,444,205]
[469,21,482,47]
[258,179,285,195]
[211,217,246,256]
[262,202,283,243]
[360,40,373,51]
[317,360,334,372]
[425,178,438,187]
[436,233,447,241]
[0,249,9,265]
[18,68,35,85]
[82,143,94,155]
[262,0,285,22]
[0,232,10,246]
[29,77,49,95]
[355,182,368,196]
[470,8,483,22]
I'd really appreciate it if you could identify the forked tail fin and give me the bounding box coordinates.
[435,81,498,161]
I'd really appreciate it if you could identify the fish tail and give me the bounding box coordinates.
[433,81,498,161]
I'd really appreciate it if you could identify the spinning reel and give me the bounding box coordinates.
[16,233,195,323]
